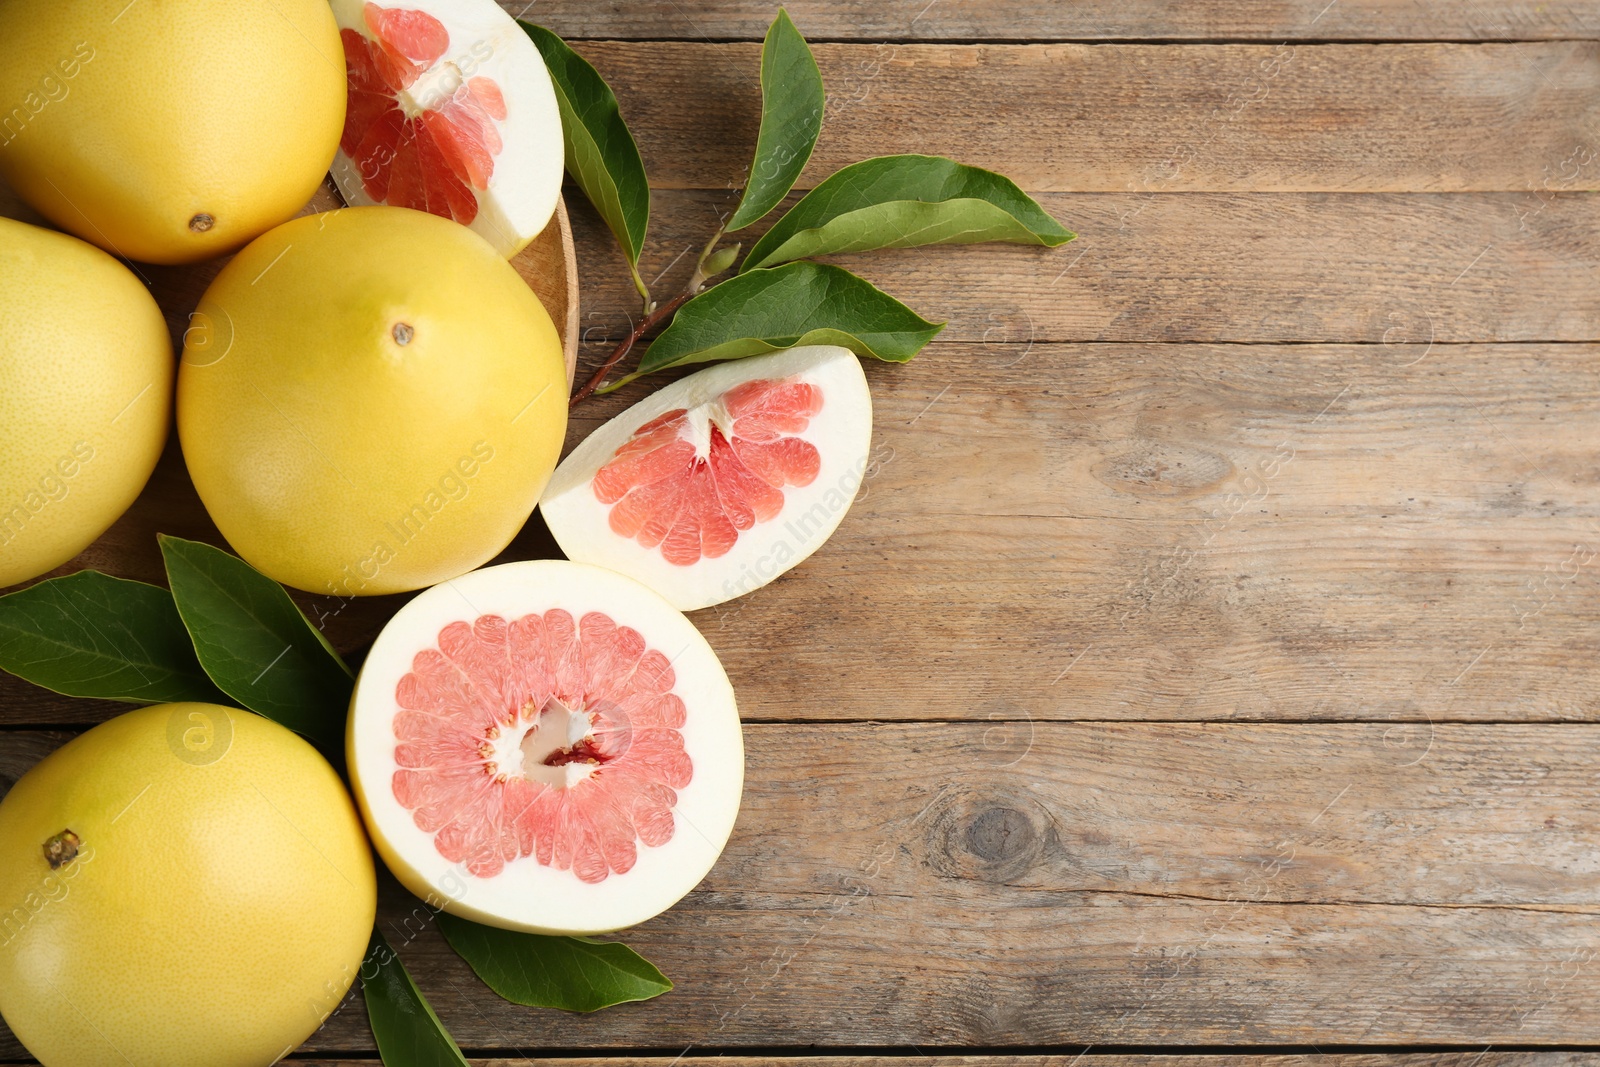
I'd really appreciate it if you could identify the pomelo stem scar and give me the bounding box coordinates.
[42,829,81,870]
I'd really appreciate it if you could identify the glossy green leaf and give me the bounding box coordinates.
[726,9,824,232]
[742,154,1074,271]
[438,912,672,1013]
[0,571,228,704]
[524,22,650,267]
[617,262,943,385]
[158,535,350,757]
[362,929,471,1067]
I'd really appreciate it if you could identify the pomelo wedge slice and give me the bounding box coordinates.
[541,346,874,611]
[347,560,743,934]
[330,0,562,257]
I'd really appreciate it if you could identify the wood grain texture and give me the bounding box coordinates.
[572,190,1600,345]
[2,723,1598,1056]
[570,42,1600,192]
[522,1,1600,41]
[7,341,1600,727]
[287,1060,1600,1067]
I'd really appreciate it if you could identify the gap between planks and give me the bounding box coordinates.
[506,0,1600,43]
[277,1053,1600,1064]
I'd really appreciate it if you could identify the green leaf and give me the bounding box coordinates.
[0,571,228,704]
[524,22,650,268]
[362,928,471,1067]
[742,154,1074,272]
[618,261,943,384]
[437,912,672,1013]
[157,535,351,757]
[726,9,825,232]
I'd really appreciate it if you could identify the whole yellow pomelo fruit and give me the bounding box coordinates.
[178,206,568,596]
[0,217,170,588]
[0,703,377,1067]
[0,0,345,265]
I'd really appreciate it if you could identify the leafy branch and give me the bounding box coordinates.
[523,7,1073,405]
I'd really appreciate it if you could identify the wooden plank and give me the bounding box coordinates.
[0,723,1593,1055]
[7,341,1600,726]
[13,721,1600,907]
[523,1,1600,42]
[192,1063,1600,1067]
[676,342,1600,726]
[28,190,1590,352]
[572,190,1600,345]
[2,723,1598,1055]
[570,42,1600,192]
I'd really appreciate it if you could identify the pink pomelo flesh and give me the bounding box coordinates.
[330,0,563,257]
[540,346,875,611]
[348,560,742,935]
[340,6,506,227]
[595,377,826,566]
[393,609,692,883]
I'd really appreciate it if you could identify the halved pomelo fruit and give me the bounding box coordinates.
[541,346,874,611]
[347,560,743,934]
[330,0,562,257]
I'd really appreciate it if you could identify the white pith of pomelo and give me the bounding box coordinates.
[540,345,874,612]
[347,560,743,935]
[330,0,563,257]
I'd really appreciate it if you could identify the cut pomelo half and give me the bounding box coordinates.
[541,346,874,611]
[347,560,743,934]
[330,0,563,257]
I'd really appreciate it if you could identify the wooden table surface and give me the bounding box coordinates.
[6,2,1600,1064]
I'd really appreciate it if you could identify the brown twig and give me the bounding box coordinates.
[569,291,693,407]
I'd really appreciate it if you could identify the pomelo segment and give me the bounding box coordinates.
[330,0,562,257]
[541,346,874,611]
[348,560,743,934]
